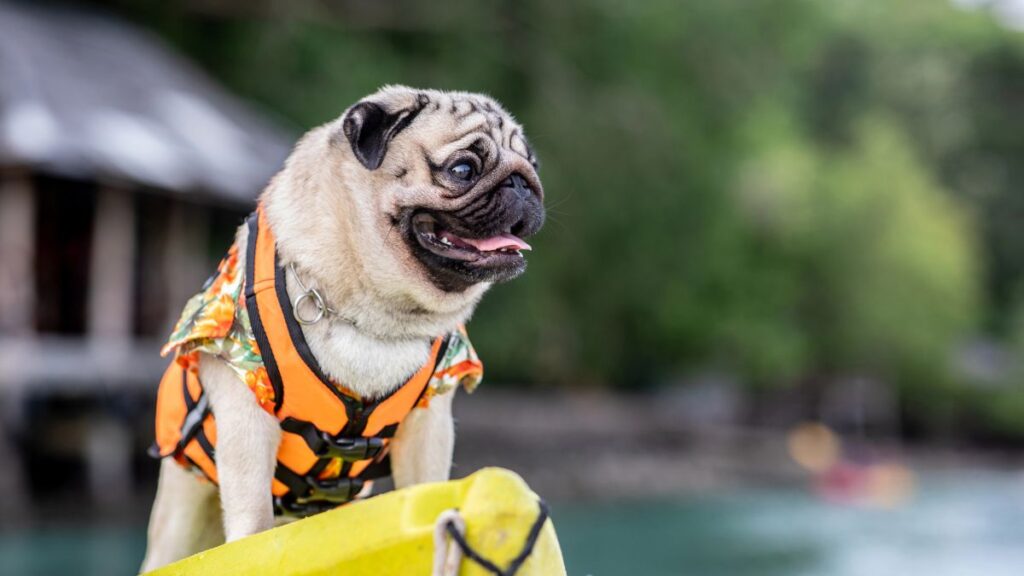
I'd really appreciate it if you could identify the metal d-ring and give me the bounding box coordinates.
[293,288,327,325]
[288,262,345,326]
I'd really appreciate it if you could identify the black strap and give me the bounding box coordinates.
[181,368,196,411]
[307,457,331,479]
[171,368,211,459]
[243,211,286,413]
[377,423,399,439]
[149,370,207,460]
[358,455,392,480]
[280,417,328,454]
[178,392,210,453]
[274,463,312,498]
[413,333,452,406]
[195,425,216,461]
[444,500,550,576]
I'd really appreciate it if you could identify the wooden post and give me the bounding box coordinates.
[0,419,29,525]
[87,185,136,344]
[0,169,35,335]
[163,201,210,331]
[85,418,134,508]
[0,169,33,523]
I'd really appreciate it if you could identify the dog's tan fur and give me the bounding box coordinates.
[141,86,541,571]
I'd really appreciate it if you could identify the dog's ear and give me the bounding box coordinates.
[341,97,426,170]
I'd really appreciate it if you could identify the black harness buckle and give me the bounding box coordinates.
[281,418,387,461]
[308,476,365,503]
[273,476,365,517]
[314,434,385,461]
[274,495,338,518]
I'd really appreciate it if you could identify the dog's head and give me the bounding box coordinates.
[267,86,544,329]
[335,86,545,295]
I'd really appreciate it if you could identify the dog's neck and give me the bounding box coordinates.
[279,248,477,398]
[284,259,474,341]
[255,174,485,398]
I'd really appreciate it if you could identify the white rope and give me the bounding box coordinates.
[432,508,466,576]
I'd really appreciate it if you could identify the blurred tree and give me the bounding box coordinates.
[731,114,979,407]
[806,120,978,393]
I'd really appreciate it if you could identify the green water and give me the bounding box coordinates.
[555,472,1024,576]
[3,472,1023,575]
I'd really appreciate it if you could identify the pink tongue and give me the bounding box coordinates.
[456,233,532,252]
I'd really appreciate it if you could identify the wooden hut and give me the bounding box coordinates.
[0,1,290,511]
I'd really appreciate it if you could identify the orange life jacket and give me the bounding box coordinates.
[152,207,450,516]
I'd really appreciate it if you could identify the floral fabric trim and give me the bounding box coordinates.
[161,242,484,414]
[161,244,277,411]
[419,325,484,408]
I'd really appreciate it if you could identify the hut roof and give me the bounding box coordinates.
[0,1,293,203]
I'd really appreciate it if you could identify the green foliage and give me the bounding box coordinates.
[98,0,1024,432]
[810,119,978,382]
[726,110,980,394]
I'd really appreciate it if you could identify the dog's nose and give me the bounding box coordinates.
[500,173,535,201]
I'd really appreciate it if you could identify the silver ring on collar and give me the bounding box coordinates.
[293,288,327,325]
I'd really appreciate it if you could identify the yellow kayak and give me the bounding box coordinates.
[146,467,566,576]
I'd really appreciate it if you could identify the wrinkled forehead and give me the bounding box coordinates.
[411,93,537,168]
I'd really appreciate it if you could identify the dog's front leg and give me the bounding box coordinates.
[199,355,281,541]
[140,459,223,572]
[390,390,455,488]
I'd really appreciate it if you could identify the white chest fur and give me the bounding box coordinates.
[284,274,434,399]
[233,223,435,400]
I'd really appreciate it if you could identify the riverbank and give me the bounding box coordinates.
[452,389,1024,501]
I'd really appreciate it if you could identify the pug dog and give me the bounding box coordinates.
[140,86,544,570]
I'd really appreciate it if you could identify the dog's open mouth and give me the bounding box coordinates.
[412,212,531,263]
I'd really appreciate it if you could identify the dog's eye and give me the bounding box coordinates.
[449,162,474,181]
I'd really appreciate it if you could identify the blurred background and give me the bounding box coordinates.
[1,0,1024,574]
